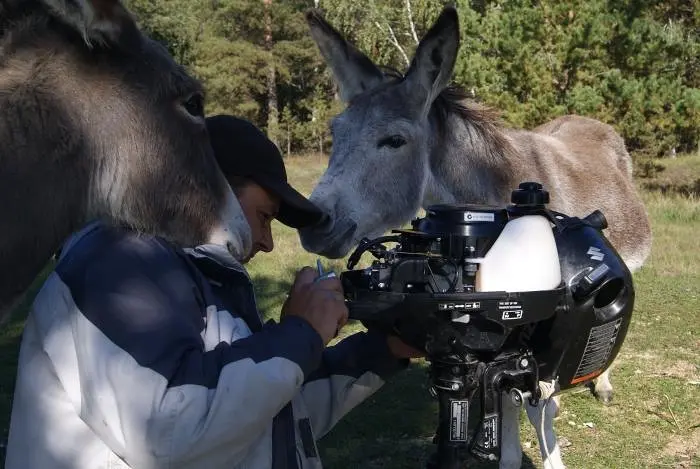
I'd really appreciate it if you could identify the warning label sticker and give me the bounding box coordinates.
[450,400,468,442]
[498,301,524,321]
[502,309,523,320]
[480,413,499,450]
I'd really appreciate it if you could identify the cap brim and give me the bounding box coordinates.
[255,175,325,229]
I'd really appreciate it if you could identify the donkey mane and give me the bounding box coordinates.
[375,65,519,175]
[429,83,520,199]
[378,65,503,134]
[431,85,518,157]
[363,66,520,203]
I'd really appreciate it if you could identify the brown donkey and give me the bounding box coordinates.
[299,6,652,469]
[0,0,252,324]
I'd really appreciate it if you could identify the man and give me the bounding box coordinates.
[5,114,418,469]
[205,114,324,263]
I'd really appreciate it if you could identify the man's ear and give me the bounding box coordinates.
[41,0,140,48]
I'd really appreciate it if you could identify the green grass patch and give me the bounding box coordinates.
[637,152,700,197]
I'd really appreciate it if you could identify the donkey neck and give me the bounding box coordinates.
[424,110,518,208]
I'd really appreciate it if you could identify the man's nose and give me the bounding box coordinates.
[261,227,274,253]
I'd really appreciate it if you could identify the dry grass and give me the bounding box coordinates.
[638,152,700,197]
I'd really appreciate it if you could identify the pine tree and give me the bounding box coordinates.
[124,0,699,157]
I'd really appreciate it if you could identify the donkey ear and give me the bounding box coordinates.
[306,9,384,103]
[404,6,460,117]
[41,0,139,48]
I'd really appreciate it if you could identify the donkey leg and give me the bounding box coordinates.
[499,392,523,469]
[525,381,565,469]
[592,368,614,404]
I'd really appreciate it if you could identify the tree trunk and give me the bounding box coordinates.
[286,122,291,158]
[264,0,279,148]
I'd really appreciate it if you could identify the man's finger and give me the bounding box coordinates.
[293,266,317,287]
[314,276,343,293]
[339,305,349,328]
[329,290,345,302]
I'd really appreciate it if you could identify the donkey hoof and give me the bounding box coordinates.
[595,390,613,405]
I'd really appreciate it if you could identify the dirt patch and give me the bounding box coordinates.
[661,426,700,468]
[623,351,659,361]
[651,360,700,381]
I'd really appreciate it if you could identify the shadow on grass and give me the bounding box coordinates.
[249,271,294,322]
[316,361,538,469]
[249,269,539,468]
[0,314,25,467]
[0,265,538,469]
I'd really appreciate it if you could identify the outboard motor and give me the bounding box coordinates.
[339,182,635,468]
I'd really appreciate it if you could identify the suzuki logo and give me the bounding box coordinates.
[587,246,605,261]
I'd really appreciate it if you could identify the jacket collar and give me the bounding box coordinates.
[59,221,251,282]
[183,243,251,280]
[58,220,103,262]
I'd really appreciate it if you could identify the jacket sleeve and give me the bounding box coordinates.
[54,232,324,468]
[299,329,409,438]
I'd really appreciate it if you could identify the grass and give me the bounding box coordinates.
[1,156,699,468]
[637,152,700,197]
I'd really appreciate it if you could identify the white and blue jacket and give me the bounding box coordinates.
[5,222,407,469]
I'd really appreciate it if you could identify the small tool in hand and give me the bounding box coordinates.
[315,259,340,338]
[314,258,337,283]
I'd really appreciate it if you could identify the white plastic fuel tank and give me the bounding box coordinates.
[475,214,562,292]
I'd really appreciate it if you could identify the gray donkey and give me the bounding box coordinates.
[300,6,652,469]
[0,0,251,325]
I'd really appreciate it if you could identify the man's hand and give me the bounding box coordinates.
[386,335,425,359]
[282,267,349,346]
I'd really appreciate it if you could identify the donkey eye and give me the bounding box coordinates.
[378,135,407,149]
[182,93,204,118]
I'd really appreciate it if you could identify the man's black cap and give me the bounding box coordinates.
[205,114,324,229]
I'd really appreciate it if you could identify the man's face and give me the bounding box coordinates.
[234,181,280,263]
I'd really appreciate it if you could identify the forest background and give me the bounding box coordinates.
[124,0,699,166]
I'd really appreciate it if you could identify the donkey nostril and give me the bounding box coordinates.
[318,213,331,226]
